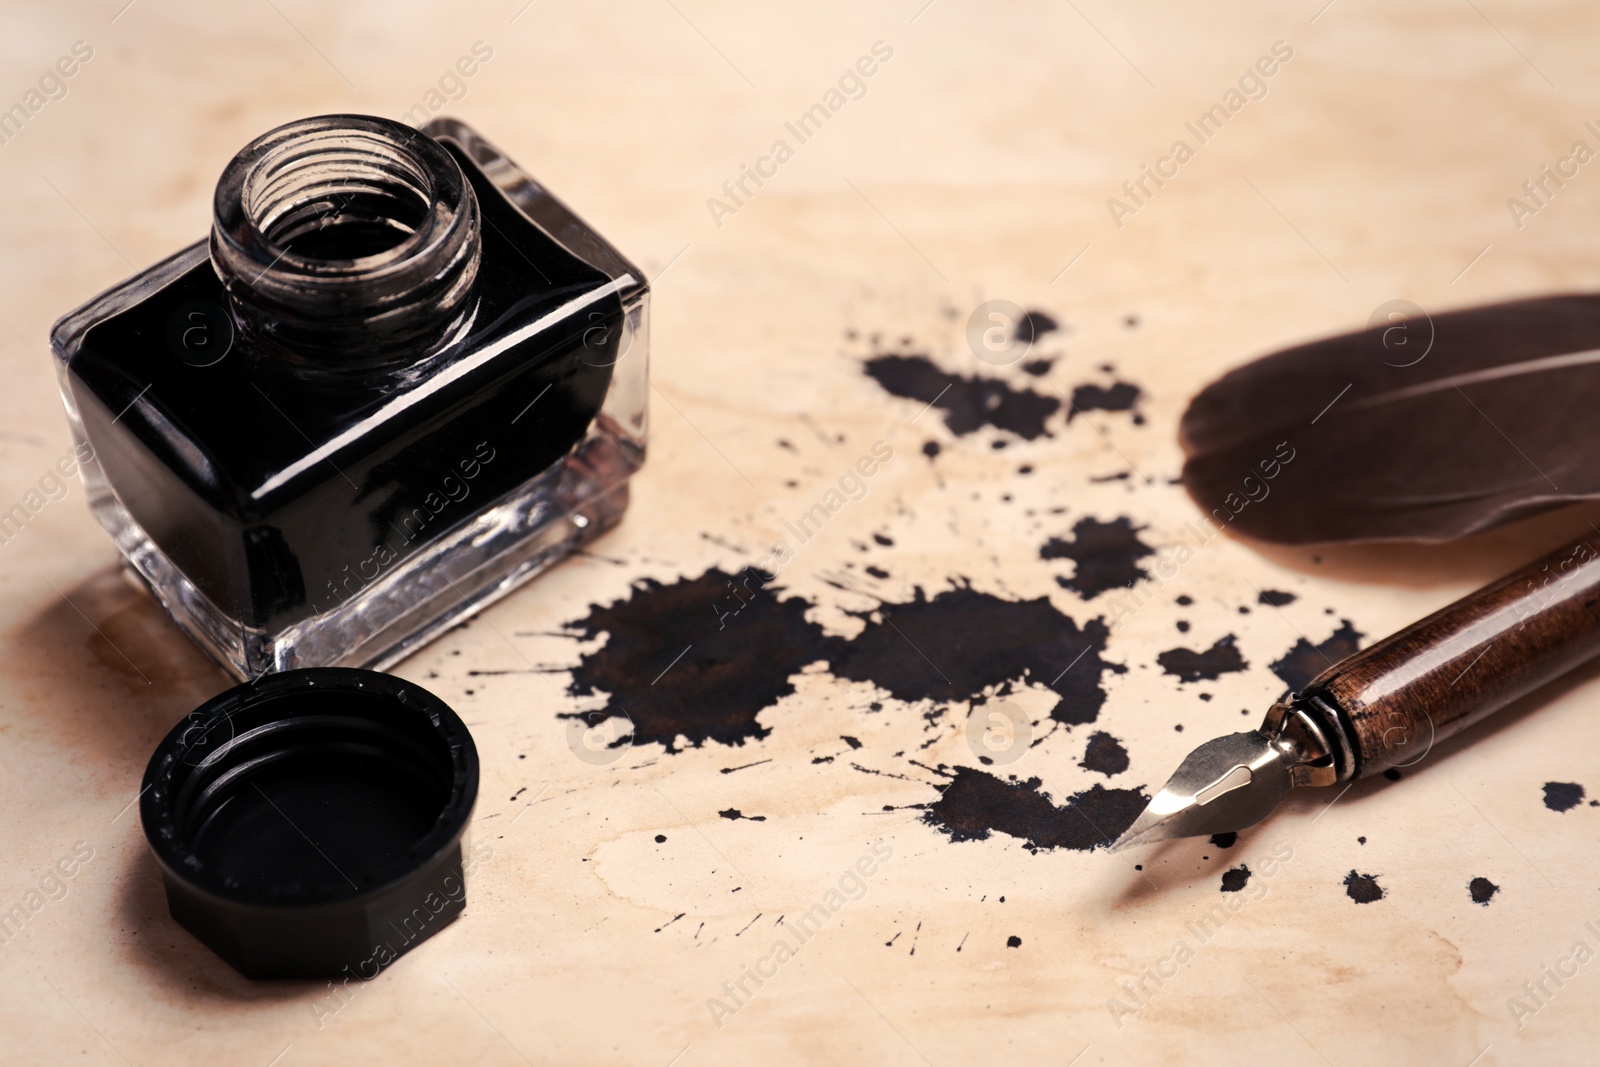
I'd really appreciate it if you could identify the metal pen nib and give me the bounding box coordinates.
[1108,731,1292,851]
[1109,700,1342,851]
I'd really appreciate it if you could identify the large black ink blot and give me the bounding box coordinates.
[922,768,1148,851]
[1270,620,1363,692]
[829,584,1125,725]
[863,354,1059,439]
[565,569,833,751]
[1041,516,1154,599]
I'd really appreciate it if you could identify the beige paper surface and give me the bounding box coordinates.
[2,3,1598,1063]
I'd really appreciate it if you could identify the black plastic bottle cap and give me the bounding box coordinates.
[140,668,479,979]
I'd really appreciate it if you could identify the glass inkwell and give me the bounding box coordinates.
[51,114,648,678]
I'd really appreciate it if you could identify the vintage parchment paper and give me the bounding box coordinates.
[2,2,1599,1064]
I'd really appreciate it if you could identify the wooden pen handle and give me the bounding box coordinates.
[1304,534,1600,777]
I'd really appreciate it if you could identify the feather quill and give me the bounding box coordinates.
[1180,294,1600,543]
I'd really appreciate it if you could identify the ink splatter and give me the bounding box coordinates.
[564,569,833,751]
[865,566,890,579]
[1079,732,1129,777]
[1543,781,1585,812]
[829,584,1125,726]
[1021,358,1053,377]
[1258,589,1297,606]
[1006,935,1023,948]
[863,354,1060,439]
[1270,620,1362,692]
[922,768,1148,852]
[1041,517,1154,599]
[1015,309,1059,343]
[1220,865,1252,893]
[1469,877,1499,906]
[1210,832,1237,849]
[1067,381,1143,424]
[922,440,941,459]
[1157,635,1247,683]
[1344,870,1385,903]
[719,809,767,822]
[654,834,667,843]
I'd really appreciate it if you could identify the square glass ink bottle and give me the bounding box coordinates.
[51,115,648,678]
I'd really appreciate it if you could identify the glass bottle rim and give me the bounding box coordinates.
[210,113,481,360]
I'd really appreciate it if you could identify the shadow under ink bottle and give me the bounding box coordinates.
[51,114,648,678]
